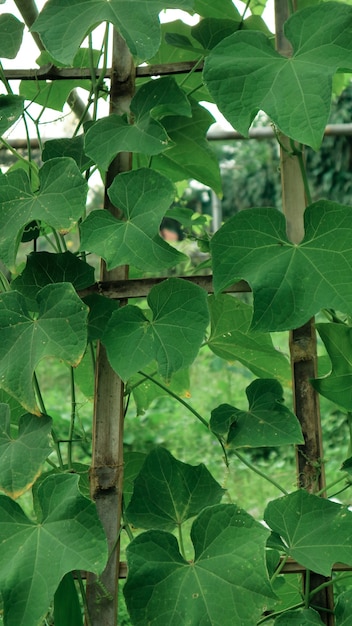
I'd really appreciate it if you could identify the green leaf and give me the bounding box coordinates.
[335,590,352,626]
[274,608,325,625]
[0,284,88,414]
[126,447,225,530]
[211,201,352,332]
[0,405,52,498]
[0,14,24,58]
[123,451,146,509]
[83,294,119,342]
[0,94,24,136]
[311,323,352,411]
[85,77,190,170]
[150,99,222,193]
[54,573,83,626]
[264,490,352,576]
[129,365,190,415]
[80,168,185,271]
[194,0,241,19]
[42,134,94,172]
[0,473,107,626]
[102,277,209,381]
[12,252,95,312]
[124,504,275,626]
[32,0,194,65]
[0,158,87,266]
[192,18,240,51]
[210,379,303,448]
[203,3,352,149]
[207,295,291,384]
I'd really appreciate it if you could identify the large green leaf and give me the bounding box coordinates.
[311,323,352,411]
[85,77,190,171]
[32,0,194,64]
[203,2,352,149]
[0,284,88,414]
[0,405,52,498]
[207,295,291,384]
[12,251,95,312]
[80,168,185,271]
[264,490,352,576]
[0,473,107,626]
[42,134,94,172]
[125,447,225,530]
[102,278,209,381]
[0,94,24,136]
[194,0,241,19]
[210,379,303,448]
[124,504,275,626]
[211,201,352,332]
[335,590,352,626]
[150,99,222,194]
[274,608,325,625]
[0,14,24,58]
[0,158,87,266]
[54,573,83,626]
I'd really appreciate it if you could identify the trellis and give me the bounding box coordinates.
[3,2,352,625]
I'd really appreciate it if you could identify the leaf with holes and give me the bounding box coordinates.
[126,447,225,530]
[311,323,352,411]
[0,14,24,58]
[210,379,303,448]
[204,3,352,149]
[32,0,194,64]
[12,251,95,312]
[0,405,52,498]
[207,295,291,384]
[124,504,276,626]
[80,168,185,271]
[0,473,107,626]
[264,490,352,576]
[211,201,352,332]
[85,77,191,171]
[0,158,87,266]
[102,278,209,381]
[0,284,88,414]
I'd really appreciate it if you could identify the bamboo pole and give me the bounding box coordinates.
[85,31,135,626]
[274,3,334,624]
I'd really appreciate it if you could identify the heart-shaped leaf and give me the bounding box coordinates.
[204,3,352,149]
[0,473,107,626]
[126,447,225,530]
[211,201,352,332]
[80,168,185,271]
[124,504,275,626]
[311,323,352,411]
[12,251,95,312]
[102,277,209,381]
[210,379,303,448]
[85,77,190,171]
[0,94,24,136]
[150,99,222,193]
[0,405,52,498]
[32,0,194,64]
[207,294,291,384]
[0,157,87,266]
[264,490,352,576]
[0,14,24,58]
[42,134,94,172]
[0,284,88,414]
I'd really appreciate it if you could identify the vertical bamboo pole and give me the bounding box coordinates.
[86,31,135,626]
[274,4,334,624]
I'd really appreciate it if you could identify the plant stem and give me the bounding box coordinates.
[309,572,352,602]
[304,569,311,608]
[138,370,229,466]
[179,56,204,88]
[0,136,37,172]
[270,554,289,584]
[233,450,289,495]
[33,372,64,469]
[178,524,186,560]
[76,571,93,626]
[68,367,77,470]
[257,602,304,624]
[315,473,349,497]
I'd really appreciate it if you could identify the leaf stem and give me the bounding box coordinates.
[76,571,93,626]
[0,136,37,172]
[138,370,229,466]
[179,56,205,88]
[68,366,77,470]
[315,473,349,497]
[270,554,289,584]
[309,572,352,601]
[178,523,186,560]
[33,372,64,469]
[233,450,289,495]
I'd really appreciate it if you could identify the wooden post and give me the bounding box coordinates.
[86,31,135,626]
[274,3,334,623]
